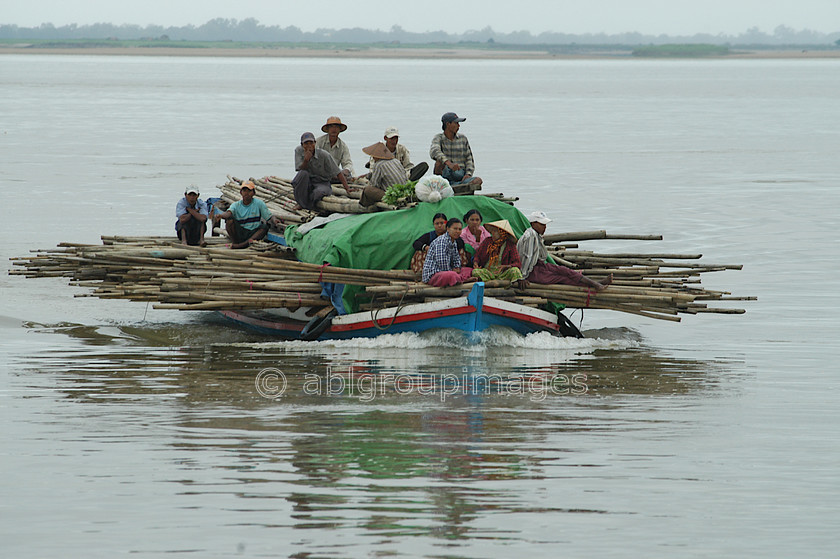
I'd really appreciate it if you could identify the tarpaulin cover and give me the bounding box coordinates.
[284,197,532,312]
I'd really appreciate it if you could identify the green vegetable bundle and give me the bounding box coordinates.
[381,180,418,206]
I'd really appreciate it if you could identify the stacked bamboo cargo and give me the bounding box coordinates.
[11,233,753,322]
[11,237,415,312]
[360,230,753,322]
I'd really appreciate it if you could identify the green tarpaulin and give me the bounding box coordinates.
[284,196,532,312]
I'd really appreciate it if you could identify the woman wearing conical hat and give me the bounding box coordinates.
[471,219,524,283]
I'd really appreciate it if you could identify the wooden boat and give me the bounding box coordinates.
[11,177,751,338]
[220,281,582,340]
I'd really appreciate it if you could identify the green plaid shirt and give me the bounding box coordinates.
[429,132,475,176]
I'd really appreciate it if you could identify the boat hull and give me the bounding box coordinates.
[219,282,565,340]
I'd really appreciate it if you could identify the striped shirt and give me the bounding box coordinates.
[517,227,548,278]
[368,143,413,176]
[229,198,272,231]
[429,132,475,176]
[422,232,461,283]
[369,158,408,192]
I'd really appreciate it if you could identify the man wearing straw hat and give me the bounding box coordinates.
[359,142,408,207]
[293,131,350,211]
[175,185,209,247]
[315,116,355,180]
[213,181,276,249]
[517,211,612,290]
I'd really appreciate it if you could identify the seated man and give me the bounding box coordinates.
[365,127,428,183]
[175,185,209,246]
[429,112,482,188]
[315,116,355,181]
[517,211,612,290]
[293,131,350,211]
[213,181,276,249]
[359,142,410,207]
[421,218,475,287]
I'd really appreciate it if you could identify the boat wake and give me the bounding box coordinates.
[243,325,640,352]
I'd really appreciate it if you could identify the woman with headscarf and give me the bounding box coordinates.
[471,219,524,283]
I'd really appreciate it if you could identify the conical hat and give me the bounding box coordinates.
[485,219,516,239]
[362,142,395,160]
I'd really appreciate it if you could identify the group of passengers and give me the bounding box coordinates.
[174,112,608,293]
[292,113,479,211]
[415,210,611,291]
[176,112,480,248]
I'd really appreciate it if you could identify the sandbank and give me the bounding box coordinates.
[1,45,838,60]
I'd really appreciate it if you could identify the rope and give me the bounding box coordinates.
[569,307,585,331]
[370,285,411,331]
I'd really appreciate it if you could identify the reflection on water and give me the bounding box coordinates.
[8,319,736,552]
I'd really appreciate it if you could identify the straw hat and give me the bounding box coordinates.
[362,142,395,160]
[485,219,516,239]
[321,116,348,132]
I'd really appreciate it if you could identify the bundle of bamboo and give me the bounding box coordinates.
[11,237,415,313]
[358,230,754,322]
[11,231,753,322]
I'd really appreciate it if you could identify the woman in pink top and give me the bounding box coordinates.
[460,209,490,252]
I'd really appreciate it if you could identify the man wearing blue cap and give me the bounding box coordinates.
[429,112,482,189]
[293,131,350,211]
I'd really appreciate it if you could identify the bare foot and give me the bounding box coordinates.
[515,279,530,290]
[596,273,613,291]
[199,241,207,248]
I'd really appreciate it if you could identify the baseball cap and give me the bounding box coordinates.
[528,211,552,224]
[441,112,466,124]
[240,181,256,191]
[300,132,316,143]
[185,185,200,195]
[384,126,399,138]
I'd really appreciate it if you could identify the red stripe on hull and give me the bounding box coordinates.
[482,305,559,331]
[329,306,477,333]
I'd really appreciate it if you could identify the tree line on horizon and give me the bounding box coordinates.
[1,18,838,45]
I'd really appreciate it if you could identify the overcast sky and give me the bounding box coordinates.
[4,0,839,35]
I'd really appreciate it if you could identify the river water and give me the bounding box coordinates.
[1,54,838,557]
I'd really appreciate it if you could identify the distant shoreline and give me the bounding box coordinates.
[2,45,840,60]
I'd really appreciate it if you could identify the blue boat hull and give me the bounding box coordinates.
[219,282,566,340]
